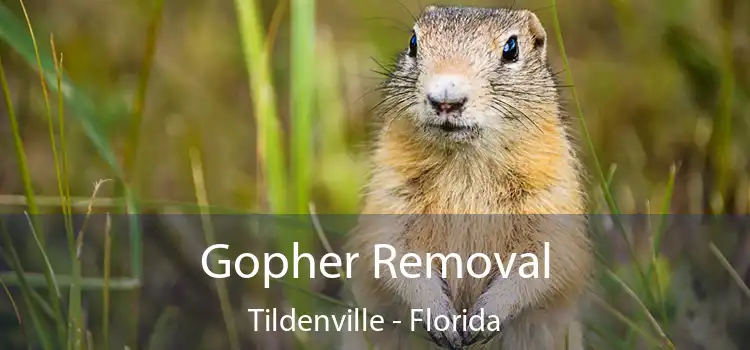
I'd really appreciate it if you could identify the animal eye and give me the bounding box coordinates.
[408,33,417,58]
[502,35,519,62]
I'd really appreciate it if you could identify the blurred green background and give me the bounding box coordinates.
[0,0,749,349]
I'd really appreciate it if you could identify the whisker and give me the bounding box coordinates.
[369,66,418,84]
[371,57,398,73]
[373,93,415,116]
[492,99,542,132]
[488,102,530,131]
[386,101,417,133]
[489,85,556,98]
[490,91,549,104]
[392,0,418,22]
[361,16,413,32]
[551,69,566,77]
[491,82,572,89]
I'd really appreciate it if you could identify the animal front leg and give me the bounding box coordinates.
[378,250,463,349]
[462,272,553,346]
[407,274,463,349]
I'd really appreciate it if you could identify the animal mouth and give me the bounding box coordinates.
[434,121,472,133]
[440,122,469,132]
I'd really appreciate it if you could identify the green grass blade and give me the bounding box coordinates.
[0,195,253,214]
[709,242,750,301]
[604,269,674,349]
[50,36,76,270]
[652,164,677,254]
[0,276,31,350]
[116,0,164,285]
[590,293,666,349]
[708,11,735,213]
[2,39,66,347]
[309,203,349,286]
[22,212,66,347]
[0,52,39,226]
[122,0,163,180]
[70,179,109,350]
[309,203,377,349]
[647,164,678,326]
[549,1,622,217]
[23,214,61,297]
[67,257,83,349]
[103,214,112,350]
[548,4,666,347]
[0,273,140,290]
[266,0,287,52]
[189,147,240,350]
[18,0,60,248]
[0,194,358,233]
[0,3,124,178]
[29,288,55,320]
[233,0,287,213]
[123,187,142,348]
[286,0,317,321]
[290,0,315,214]
[0,220,55,350]
[548,1,632,249]
[18,6,73,346]
[117,1,164,344]
[549,0,655,311]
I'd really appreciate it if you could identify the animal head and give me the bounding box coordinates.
[379,6,560,148]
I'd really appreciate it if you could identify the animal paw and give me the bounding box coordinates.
[461,294,514,346]
[461,311,501,346]
[414,274,463,349]
[414,308,463,349]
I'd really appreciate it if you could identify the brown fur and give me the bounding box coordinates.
[342,5,593,350]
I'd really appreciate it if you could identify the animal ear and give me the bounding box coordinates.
[524,11,548,58]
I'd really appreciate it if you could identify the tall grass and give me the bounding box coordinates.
[233,0,318,327]
[0,0,748,349]
[233,0,286,213]
[0,48,39,232]
[0,0,150,348]
[290,0,315,214]
[189,146,240,350]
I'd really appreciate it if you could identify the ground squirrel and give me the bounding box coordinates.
[342,5,593,350]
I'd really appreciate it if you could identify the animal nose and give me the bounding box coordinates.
[427,95,467,114]
[425,74,470,114]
